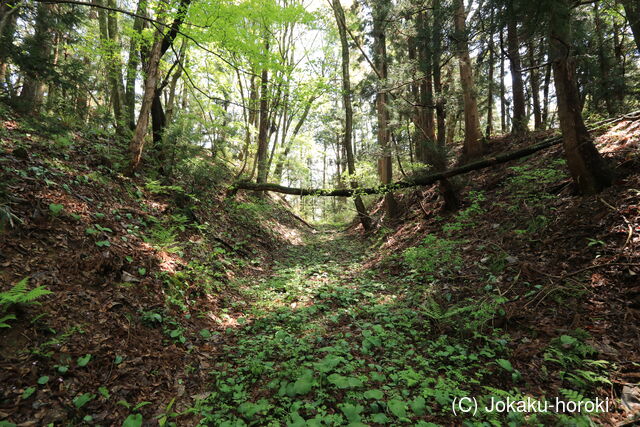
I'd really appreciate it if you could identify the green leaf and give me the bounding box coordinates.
[114,355,123,364]
[73,393,96,408]
[56,365,68,374]
[37,375,49,385]
[138,268,146,276]
[0,314,17,328]
[95,240,111,247]
[99,386,110,399]
[370,413,389,423]
[410,396,426,415]
[496,358,514,372]
[0,421,17,427]
[122,413,143,427]
[328,374,363,389]
[338,403,363,423]
[292,370,314,395]
[77,354,92,367]
[48,203,64,216]
[363,389,384,400]
[560,335,578,347]
[22,386,36,399]
[387,399,407,418]
[132,401,152,411]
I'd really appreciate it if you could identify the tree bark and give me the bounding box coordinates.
[500,31,507,133]
[128,36,162,173]
[256,64,270,183]
[97,0,126,133]
[549,0,612,195]
[622,0,640,53]
[528,40,542,130]
[486,28,495,137]
[0,0,19,88]
[373,0,399,218]
[124,0,147,130]
[593,2,615,116]
[432,0,446,148]
[506,6,527,135]
[453,0,483,160]
[17,3,52,114]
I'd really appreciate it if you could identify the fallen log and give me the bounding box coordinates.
[230,111,640,197]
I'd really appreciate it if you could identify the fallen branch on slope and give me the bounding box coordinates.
[230,111,640,197]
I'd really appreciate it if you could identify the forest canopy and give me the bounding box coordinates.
[0,0,639,222]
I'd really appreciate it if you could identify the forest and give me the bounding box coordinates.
[1,0,640,424]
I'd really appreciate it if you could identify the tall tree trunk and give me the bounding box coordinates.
[373,0,399,218]
[527,40,542,130]
[256,64,270,183]
[17,3,52,114]
[453,0,483,161]
[506,7,527,135]
[500,31,507,133]
[124,0,147,130]
[542,56,552,128]
[128,36,162,173]
[487,30,495,137]
[622,0,640,53]
[594,2,615,116]
[414,12,435,163]
[331,0,371,230]
[165,41,186,124]
[0,0,19,88]
[549,0,611,195]
[97,0,126,133]
[432,0,446,148]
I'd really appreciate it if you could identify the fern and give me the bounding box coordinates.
[0,314,17,328]
[0,278,52,327]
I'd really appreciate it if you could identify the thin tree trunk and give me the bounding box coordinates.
[527,40,542,130]
[549,0,611,195]
[453,0,483,160]
[594,2,615,116]
[487,29,495,137]
[124,0,147,130]
[331,0,371,230]
[373,0,399,218]
[256,63,270,183]
[500,31,507,133]
[433,0,446,148]
[97,0,126,133]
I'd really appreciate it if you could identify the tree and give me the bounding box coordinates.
[372,0,399,218]
[16,3,54,113]
[453,0,483,161]
[331,0,371,230]
[128,0,191,172]
[97,0,126,134]
[548,0,612,195]
[622,0,640,53]
[505,1,527,134]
